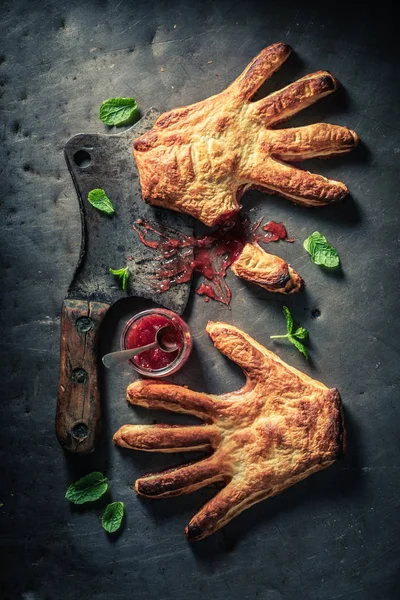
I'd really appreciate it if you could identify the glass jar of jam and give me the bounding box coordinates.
[120,308,192,377]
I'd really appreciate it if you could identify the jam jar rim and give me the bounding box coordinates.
[120,308,192,377]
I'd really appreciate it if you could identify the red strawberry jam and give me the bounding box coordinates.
[122,309,192,376]
[125,314,180,370]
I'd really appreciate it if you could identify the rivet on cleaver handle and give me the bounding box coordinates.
[56,299,109,453]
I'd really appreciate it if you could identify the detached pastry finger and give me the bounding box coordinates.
[231,242,303,294]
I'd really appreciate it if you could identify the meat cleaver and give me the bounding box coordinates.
[57,108,193,455]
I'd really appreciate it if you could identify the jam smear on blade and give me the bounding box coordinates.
[133,215,293,306]
[125,314,181,370]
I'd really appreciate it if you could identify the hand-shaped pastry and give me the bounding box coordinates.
[114,322,345,540]
[133,42,359,227]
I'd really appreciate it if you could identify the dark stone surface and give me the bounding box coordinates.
[1,1,399,599]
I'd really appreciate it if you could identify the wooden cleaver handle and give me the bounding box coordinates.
[56,299,110,454]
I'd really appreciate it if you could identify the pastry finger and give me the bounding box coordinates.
[127,380,226,422]
[186,482,251,541]
[231,242,303,294]
[135,456,225,498]
[246,157,348,206]
[205,322,272,381]
[113,423,221,453]
[230,42,291,101]
[272,123,359,161]
[252,71,337,126]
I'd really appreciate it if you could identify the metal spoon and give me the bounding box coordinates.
[102,325,178,369]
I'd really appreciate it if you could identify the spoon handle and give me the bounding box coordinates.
[102,342,158,369]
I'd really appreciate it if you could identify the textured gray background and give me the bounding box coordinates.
[1,0,399,599]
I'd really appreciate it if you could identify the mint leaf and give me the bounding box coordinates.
[293,327,308,340]
[282,306,293,334]
[109,266,129,291]
[65,472,108,505]
[303,232,339,268]
[88,189,115,215]
[99,98,138,126]
[102,502,124,533]
[288,335,309,359]
[270,308,309,358]
[303,233,314,255]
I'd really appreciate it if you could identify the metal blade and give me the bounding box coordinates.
[63,108,194,314]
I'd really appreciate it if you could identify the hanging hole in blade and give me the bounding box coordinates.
[73,149,92,168]
[72,422,89,441]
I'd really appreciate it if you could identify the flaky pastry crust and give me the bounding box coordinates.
[114,322,345,541]
[232,242,303,293]
[133,42,359,227]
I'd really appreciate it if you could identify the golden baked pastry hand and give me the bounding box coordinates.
[133,42,359,227]
[114,322,345,541]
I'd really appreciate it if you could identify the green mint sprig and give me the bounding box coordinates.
[99,97,138,126]
[109,266,129,291]
[270,306,309,359]
[303,231,339,268]
[101,501,124,533]
[88,189,115,215]
[65,472,108,504]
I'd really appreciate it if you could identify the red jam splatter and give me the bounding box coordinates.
[262,221,294,243]
[133,215,293,306]
[125,314,182,370]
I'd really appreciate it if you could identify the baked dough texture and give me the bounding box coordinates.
[114,322,345,541]
[133,42,359,227]
[232,242,303,293]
